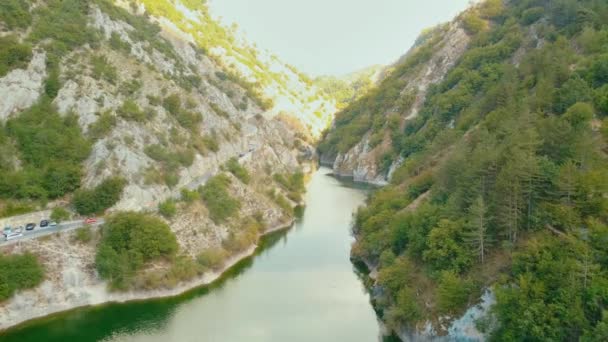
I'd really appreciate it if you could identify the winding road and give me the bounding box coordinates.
[0,218,105,247]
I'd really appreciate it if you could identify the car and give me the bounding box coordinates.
[40,220,49,228]
[49,221,58,227]
[5,231,23,241]
[3,226,11,236]
[84,218,97,225]
[25,223,36,231]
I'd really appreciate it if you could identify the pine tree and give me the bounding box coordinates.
[464,195,492,263]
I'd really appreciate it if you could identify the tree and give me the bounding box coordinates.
[95,212,178,289]
[423,219,471,273]
[73,177,125,215]
[556,160,579,206]
[437,270,475,314]
[464,195,492,264]
[51,207,70,223]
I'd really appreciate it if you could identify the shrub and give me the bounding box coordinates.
[119,79,142,96]
[0,35,32,77]
[95,212,178,290]
[117,100,145,122]
[0,0,32,29]
[462,11,487,35]
[180,188,199,203]
[51,207,70,223]
[0,201,34,218]
[437,271,476,314]
[200,175,240,223]
[158,199,177,218]
[30,0,97,53]
[72,226,93,244]
[91,55,118,84]
[0,253,44,301]
[200,134,219,153]
[73,177,126,215]
[521,7,544,25]
[88,111,117,140]
[223,158,250,184]
[175,110,201,130]
[109,32,131,53]
[3,100,91,200]
[163,94,181,115]
[196,247,227,271]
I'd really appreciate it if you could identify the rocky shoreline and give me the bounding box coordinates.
[0,220,294,332]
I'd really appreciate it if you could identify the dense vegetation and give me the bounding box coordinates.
[0,253,44,301]
[95,212,178,289]
[0,100,91,201]
[200,174,241,223]
[0,35,32,78]
[72,177,125,215]
[328,0,608,339]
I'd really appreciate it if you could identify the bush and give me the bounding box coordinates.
[200,175,240,223]
[0,0,32,29]
[521,7,544,25]
[117,100,145,122]
[73,177,126,215]
[109,32,131,53]
[180,188,199,203]
[96,212,178,290]
[462,11,487,35]
[72,226,93,244]
[0,35,32,77]
[91,55,118,84]
[163,94,181,115]
[437,271,476,314]
[88,111,117,140]
[0,253,44,301]
[30,0,97,53]
[196,247,228,271]
[158,199,177,218]
[223,158,250,184]
[51,207,70,223]
[2,100,91,200]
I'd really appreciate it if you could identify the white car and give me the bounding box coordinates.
[5,231,23,241]
[49,221,58,227]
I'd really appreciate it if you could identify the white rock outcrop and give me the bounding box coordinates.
[0,51,46,121]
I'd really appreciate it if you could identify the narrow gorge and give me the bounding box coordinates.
[1,0,607,341]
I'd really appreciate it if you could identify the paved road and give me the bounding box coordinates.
[0,218,105,247]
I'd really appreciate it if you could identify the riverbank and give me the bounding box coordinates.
[0,219,294,332]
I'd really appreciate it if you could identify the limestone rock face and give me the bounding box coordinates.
[0,51,46,122]
[0,0,331,329]
[328,23,471,184]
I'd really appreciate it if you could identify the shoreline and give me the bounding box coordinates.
[0,219,295,333]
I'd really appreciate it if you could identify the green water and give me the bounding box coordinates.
[0,167,381,342]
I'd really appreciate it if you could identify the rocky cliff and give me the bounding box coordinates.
[0,0,333,328]
[321,22,470,184]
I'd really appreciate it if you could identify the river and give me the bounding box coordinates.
[0,167,382,342]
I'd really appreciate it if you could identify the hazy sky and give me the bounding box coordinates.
[209,0,472,76]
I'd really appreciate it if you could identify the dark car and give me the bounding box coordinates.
[25,223,36,231]
[40,220,49,228]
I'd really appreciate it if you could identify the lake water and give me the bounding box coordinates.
[0,167,381,342]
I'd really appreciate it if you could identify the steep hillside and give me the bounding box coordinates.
[323,0,608,340]
[318,22,471,184]
[0,0,332,328]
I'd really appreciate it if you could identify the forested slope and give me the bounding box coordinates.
[323,0,608,339]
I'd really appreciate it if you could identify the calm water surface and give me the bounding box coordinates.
[0,167,381,342]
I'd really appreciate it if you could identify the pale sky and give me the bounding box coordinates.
[209,0,472,76]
